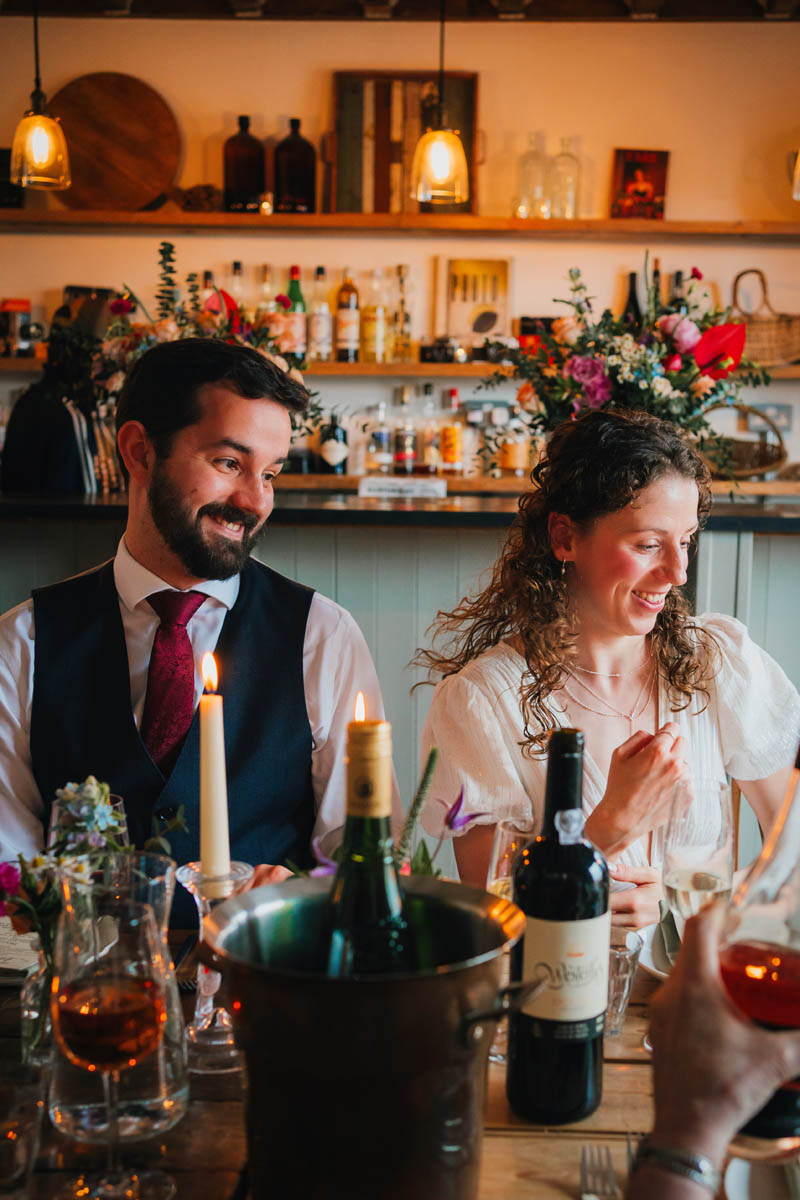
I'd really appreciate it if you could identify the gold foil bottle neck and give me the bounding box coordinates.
[346,720,392,818]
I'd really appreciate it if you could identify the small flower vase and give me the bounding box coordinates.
[20,950,53,1066]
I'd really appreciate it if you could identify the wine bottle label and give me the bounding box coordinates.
[361,310,386,359]
[521,912,610,1023]
[319,439,349,467]
[336,309,360,351]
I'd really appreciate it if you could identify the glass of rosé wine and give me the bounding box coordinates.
[51,880,173,1199]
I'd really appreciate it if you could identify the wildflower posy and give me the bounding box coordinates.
[483,262,768,471]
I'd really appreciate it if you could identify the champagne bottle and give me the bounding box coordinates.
[317,411,348,474]
[223,115,265,213]
[336,268,360,364]
[326,718,411,977]
[507,728,610,1125]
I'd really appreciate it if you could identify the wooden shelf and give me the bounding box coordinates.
[275,474,800,497]
[3,209,800,241]
[3,356,799,379]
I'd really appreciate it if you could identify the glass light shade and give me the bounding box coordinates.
[11,110,71,189]
[410,128,469,205]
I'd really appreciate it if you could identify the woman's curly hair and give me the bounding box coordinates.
[415,409,720,754]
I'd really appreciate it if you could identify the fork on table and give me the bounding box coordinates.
[580,1143,621,1199]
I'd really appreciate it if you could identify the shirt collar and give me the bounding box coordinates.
[114,537,240,614]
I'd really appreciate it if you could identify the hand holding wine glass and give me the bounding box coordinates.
[662,779,734,923]
[51,885,170,1200]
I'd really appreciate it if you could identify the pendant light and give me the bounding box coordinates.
[410,0,469,206]
[10,0,71,191]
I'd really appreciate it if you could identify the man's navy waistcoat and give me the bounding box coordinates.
[30,558,316,926]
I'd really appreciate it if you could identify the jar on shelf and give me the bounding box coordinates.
[514,133,551,220]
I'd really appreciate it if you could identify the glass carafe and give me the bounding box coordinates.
[49,853,189,1144]
[549,136,580,219]
[515,132,550,220]
[720,746,800,1159]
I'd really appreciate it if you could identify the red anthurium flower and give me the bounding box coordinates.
[690,267,703,280]
[202,287,241,334]
[663,353,682,372]
[693,323,745,380]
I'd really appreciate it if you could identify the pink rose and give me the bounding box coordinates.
[672,318,701,354]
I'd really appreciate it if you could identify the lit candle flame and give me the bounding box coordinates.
[353,691,366,722]
[201,652,219,693]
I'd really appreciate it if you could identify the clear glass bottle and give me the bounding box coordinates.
[229,260,245,316]
[549,136,580,220]
[515,132,551,220]
[274,117,316,214]
[200,270,215,306]
[307,265,332,363]
[393,264,414,363]
[361,268,390,364]
[367,402,393,475]
[255,265,277,317]
[498,406,532,478]
[719,747,800,1158]
[393,387,419,476]
[439,387,464,476]
[223,115,265,213]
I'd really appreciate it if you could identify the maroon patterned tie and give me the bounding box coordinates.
[140,590,206,774]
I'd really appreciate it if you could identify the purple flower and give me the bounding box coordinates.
[438,788,489,832]
[566,354,606,386]
[309,837,338,877]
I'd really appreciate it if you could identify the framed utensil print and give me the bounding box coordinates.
[329,70,478,215]
[432,257,511,345]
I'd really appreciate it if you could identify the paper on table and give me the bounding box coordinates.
[0,915,39,983]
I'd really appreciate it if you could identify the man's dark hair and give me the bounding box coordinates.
[115,338,309,462]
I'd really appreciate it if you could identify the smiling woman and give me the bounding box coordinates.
[417,409,800,927]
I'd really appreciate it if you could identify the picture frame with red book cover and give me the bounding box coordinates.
[610,148,670,220]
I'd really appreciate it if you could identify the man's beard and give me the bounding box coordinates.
[147,461,265,580]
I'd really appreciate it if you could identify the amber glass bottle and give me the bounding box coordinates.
[274,118,316,214]
[223,115,265,212]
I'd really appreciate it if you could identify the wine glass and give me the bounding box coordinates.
[662,779,735,925]
[51,884,172,1200]
[486,819,535,1065]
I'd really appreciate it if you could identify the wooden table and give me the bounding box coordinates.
[0,970,660,1199]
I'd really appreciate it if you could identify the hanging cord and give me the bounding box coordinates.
[31,0,46,110]
[437,0,445,128]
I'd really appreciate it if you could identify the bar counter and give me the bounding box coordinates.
[2,490,800,531]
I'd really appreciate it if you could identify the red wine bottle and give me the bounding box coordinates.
[506,728,610,1125]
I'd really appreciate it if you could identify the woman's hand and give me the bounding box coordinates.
[236,864,293,893]
[608,863,662,928]
[585,722,688,858]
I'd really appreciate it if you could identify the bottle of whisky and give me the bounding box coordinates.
[336,268,360,364]
[361,268,390,364]
[223,115,265,212]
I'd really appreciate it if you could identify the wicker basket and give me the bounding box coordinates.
[704,402,787,479]
[730,269,800,368]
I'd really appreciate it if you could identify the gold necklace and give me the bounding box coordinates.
[561,666,656,728]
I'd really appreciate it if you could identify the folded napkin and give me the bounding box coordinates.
[655,901,682,968]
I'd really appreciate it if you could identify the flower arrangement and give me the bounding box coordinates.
[90,241,323,439]
[483,263,769,471]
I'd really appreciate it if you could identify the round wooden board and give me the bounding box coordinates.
[49,72,182,211]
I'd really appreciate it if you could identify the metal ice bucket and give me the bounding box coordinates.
[201,875,529,1200]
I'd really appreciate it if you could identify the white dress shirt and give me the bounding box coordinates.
[0,538,398,862]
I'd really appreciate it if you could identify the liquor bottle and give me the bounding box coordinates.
[284,265,307,358]
[719,743,800,1157]
[507,728,610,1125]
[317,411,348,474]
[439,388,464,476]
[223,115,265,213]
[393,264,413,363]
[307,266,332,363]
[515,132,551,220]
[336,268,360,364]
[418,385,440,475]
[325,715,411,977]
[622,271,642,330]
[670,270,686,312]
[651,257,662,312]
[549,137,580,220]
[200,270,215,306]
[274,118,316,214]
[361,268,389,364]
[498,406,532,478]
[255,265,277,317]
[229,261,245,316]
[367,403,393,475]
[393,387,419,476]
